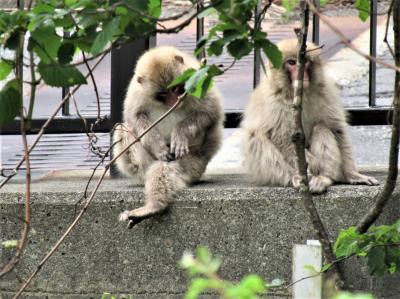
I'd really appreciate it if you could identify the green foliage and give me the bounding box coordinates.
[0,79,21,127]
[1,239,18,249]
[37,63,87,87]
[195,0,282,69]
[180,247,268,299]
[333,219,400,276]
[355,0,370,22]
[168,65,223,99]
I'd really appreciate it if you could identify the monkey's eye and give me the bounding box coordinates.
[287,59,296,66]
[155,91,168,102]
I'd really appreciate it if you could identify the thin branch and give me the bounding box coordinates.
[305,0,400,73]
[81,51,100,120]
[384,0,395,58]
[292,0,346,290]
[12,92,187,298]
[0,52,108,189]
[0,31,31,277]
[26,51,38,129]
[356,0,400,233]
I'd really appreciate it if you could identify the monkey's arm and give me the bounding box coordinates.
[131,112,174,161]
[171,96,222,158]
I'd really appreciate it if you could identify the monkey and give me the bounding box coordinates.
[113,46,224,227]
[241,39,379,193]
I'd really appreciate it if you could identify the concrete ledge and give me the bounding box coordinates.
[1,171,399,299]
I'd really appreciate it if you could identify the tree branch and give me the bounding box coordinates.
[356,0,400,233]
[0,52,108,189]
[12,92,187,298]
[305,0,400,73]
[292,0,346,290]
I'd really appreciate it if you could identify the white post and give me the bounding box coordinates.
[292,240,322,299]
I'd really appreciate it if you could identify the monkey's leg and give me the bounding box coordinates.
[119,155,207,228]
[243,132,296,186]
[308,124,343,193]
[334,126,379,186]
[119,160,190,228]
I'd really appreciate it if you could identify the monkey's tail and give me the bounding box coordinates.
[144,161,189,212]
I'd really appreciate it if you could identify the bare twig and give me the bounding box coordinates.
[0,52,108,189]
[357,0,400,234]
[292,0,345,290]
[305,0,400,73]
[12,92,187,298]
[0,27,31,277]
[384,0,395,58]
[26,51,38,129]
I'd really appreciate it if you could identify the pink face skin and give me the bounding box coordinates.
[284,59,312,89]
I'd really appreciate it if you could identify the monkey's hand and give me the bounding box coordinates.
[346,172,379,186]
[291,174,302,190]
[309,175,332,194]
[170,130,189,159]
[157,144,175,162]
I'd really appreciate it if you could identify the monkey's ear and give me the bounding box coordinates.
[137,76,144,84]
[174,55,184,64]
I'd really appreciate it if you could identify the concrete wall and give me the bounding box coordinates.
[0,172,399,298]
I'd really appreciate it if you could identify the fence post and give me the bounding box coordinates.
[369,0,377,107]
[110,37,156,176]
[292,240,322,299]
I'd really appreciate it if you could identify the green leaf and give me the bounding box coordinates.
[1,239,18,249]
[0,59,13,80]
[197,7,217,19]
[38,63,87,87]
[208,39,225,57]
[115,6,128,15]
[321,263,332,272]
[356,0,370,22]
[367,246,386,276]
[185,278,211,299]
[227,38,252,60]
[303,264,318,274]
[29,26,61,64]
[260,39,282,69]
[57,42,76,64]
[91,17,121,56]
[184,67,210,98]
[168,68,196,89]
[240,274,266,293]
[0,79,21,128]
[334,227,363,258]
[148,0,161,18]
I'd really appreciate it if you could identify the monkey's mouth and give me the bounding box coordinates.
[155,84,186,107]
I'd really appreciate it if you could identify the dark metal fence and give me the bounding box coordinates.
[0,0,390,135]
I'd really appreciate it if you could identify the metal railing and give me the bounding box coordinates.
[0,0,390,135]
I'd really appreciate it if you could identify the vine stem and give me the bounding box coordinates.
[12,93,186,298]
[292,0,346,290]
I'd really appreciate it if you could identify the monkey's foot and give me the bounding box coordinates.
[347,172,379,186]
[119,210,148,228]
[309,176,332,194]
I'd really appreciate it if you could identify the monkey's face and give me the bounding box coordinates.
[284,58,313,89]
[155,84,186,107]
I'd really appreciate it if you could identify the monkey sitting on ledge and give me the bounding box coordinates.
[114,46,224,227]
[241,39,378,193]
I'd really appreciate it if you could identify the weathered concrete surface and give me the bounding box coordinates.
[1,172,399,299]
